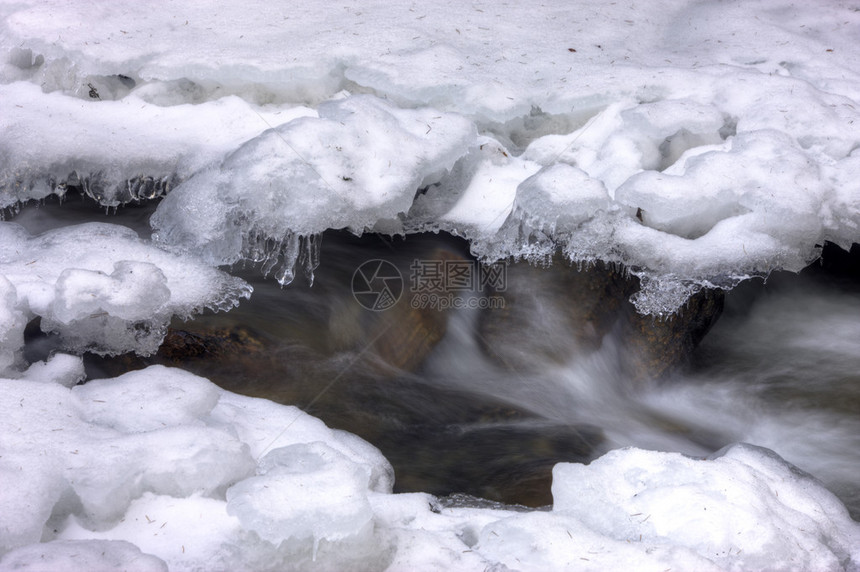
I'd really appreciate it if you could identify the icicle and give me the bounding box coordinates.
[260,236,281,277]
[274,232,301,286]
[55,178,67,203]
[298,233,322,286]
[244,230,269,264]
[312,535,319,562]
[240,230,321,287]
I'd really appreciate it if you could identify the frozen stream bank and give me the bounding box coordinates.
[3,0,860,568]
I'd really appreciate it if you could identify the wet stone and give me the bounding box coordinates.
[478,255,635,371]
[478,254,724,381]
[622,286,725,381]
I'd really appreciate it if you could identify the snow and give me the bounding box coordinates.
[151,94,475,284]
[2,0,859,312]
[0,364,396,570]
[2,0,860,569]
[0,81,315,208]
[0,539,168,572]
[1,363,858,571]
[552,444,859,571]
[0,221,250,364]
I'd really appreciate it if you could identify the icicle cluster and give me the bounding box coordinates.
[242,230,322,286]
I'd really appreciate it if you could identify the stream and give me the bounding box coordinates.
[11,194,860,519]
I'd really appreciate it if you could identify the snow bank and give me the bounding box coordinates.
[551,445,860,571]
[0,81,314,208]
[3,0,860,312]
[1,362,858,571]
[0,221,250,367]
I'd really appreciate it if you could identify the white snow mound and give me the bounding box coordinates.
[1,363,858,571]
[0,221,250,367]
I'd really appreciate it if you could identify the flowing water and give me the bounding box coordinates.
[12,195,860,518]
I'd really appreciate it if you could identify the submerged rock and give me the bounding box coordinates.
[478,256,635,371]
[328,246,462,374]
[478,254,724,381]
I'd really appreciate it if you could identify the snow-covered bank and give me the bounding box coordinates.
[1,362,858,572]
[2,0,860,313]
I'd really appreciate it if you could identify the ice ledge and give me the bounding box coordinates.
[2,0,859,316]
[0,222,251,370]
[147,89,857,316]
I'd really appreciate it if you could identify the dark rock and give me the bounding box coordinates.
[325,246,459,374]
[477,253,724,381]
[478,256,635,371]
[369,301,448,372]
[621,287,725,380]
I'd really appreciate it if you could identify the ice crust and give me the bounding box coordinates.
[0,221,250,367]
[1,363,858,571]
[151,94,475,285]
[1,0,859,312]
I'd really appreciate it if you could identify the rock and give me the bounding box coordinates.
[477,253,724,381]
[369,247,473,372]
[370,301,448,372]
[478,256,635,371]
[325,244,466,374]
[621,286,725,380]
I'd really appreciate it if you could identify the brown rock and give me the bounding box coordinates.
[477,253,724,381]
[621,287,725,381]
[370,302,448,372]
[478,255,636,371]
[330,246,458,374]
